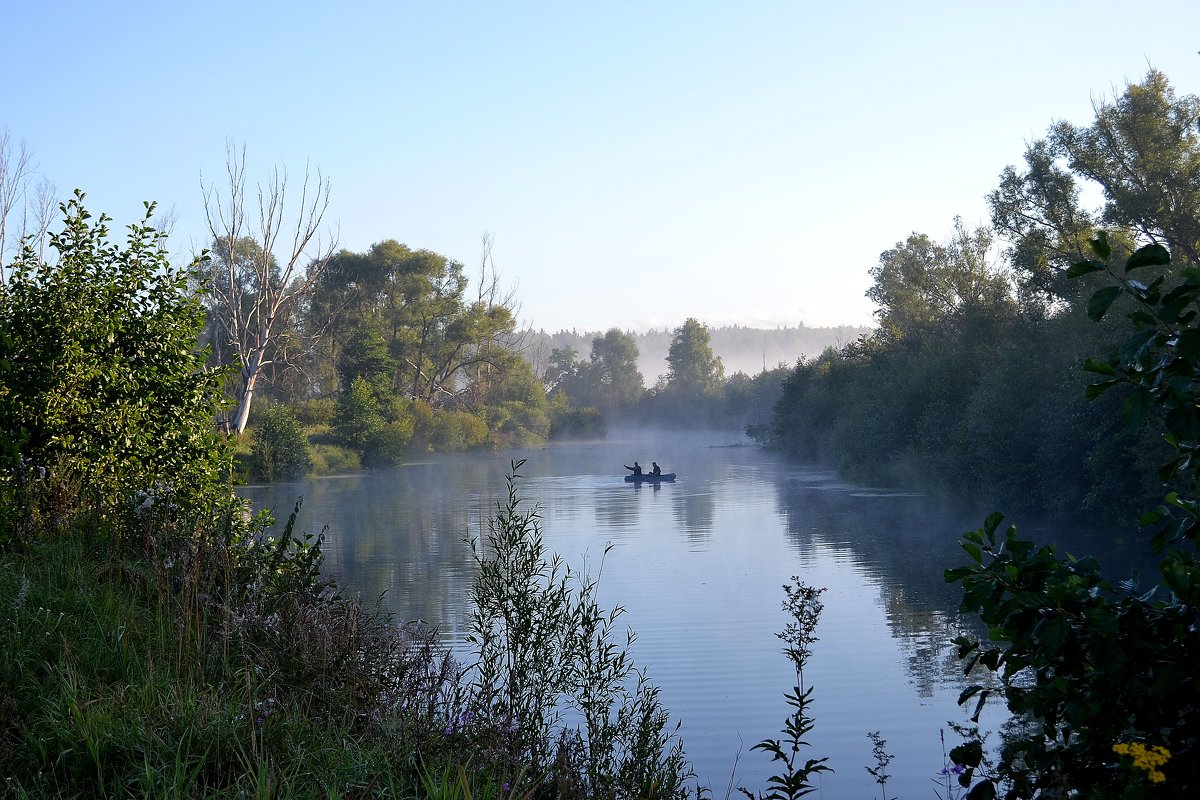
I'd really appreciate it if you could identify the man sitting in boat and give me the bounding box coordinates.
[624,462,643,476]
[651,462,662,475]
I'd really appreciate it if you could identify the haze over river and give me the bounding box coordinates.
[240,430,1145,797]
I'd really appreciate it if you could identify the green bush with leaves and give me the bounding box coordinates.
[0,192,226,514]
[250,404,313,482]
[946,238,1200,799]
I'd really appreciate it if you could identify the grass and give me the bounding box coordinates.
[0,463,696,799]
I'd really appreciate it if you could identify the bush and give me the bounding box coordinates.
[946,239,1200,797]
[250,404,313,482]
[0,193,226,520]
[309,443,361,475]
[363,421,414,468]
[419,410,490,453]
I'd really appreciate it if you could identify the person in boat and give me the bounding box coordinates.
[651,462,662,476]
[624,462,643,476]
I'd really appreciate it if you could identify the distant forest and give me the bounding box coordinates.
[525,323,870,387]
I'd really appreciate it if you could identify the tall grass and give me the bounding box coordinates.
[0,461,697,798]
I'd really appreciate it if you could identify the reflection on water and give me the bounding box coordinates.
[239,431,1144,797]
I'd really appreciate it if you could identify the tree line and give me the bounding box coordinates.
[756,68,1196,527]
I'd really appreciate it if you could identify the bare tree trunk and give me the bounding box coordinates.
[0,128,35,280]
[201,141,337,436]
[28,178,58,264]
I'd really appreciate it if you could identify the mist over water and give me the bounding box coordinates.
[240,430,1140,796]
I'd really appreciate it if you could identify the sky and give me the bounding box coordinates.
[2,1,1198,333]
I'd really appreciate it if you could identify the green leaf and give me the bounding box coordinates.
[1089,231,1111,260]
[949,740,984,768]
[1066,259,1105,278]
[1085,380,1120,400]
[1125,243,1170,271]
[1087,285,1121,321]
[1082,358,1117,376]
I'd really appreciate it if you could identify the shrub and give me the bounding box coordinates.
[465,461,694,798]
[946,238,1200,797]
[422,410,490,453]
[0,193,226,519]
[290,397,337,427]
[363,421,414,468]
[250,404,313,482]
[309,443,361,475]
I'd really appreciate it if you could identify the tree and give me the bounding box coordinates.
[947,238,1200,797]
[665,318,725,397]
[866,219,1012,342]
[988,70,1200,310]
[0,128,34,281]
[587,328,644,411]
[1053,69,1200,267]
[988,139,1098,307]
[201,142,336,436]
[0,192,226,505]
[310,237,523,410]
[336,321,395,403]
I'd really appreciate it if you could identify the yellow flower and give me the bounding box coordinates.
[1112,742,1171,784]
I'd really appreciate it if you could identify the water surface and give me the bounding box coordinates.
[242,431,1126,797]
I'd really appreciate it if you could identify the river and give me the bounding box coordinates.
[239,429,1145,798]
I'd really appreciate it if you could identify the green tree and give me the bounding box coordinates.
[336,321,395,403]
[586,328,644,411]
[988,69,1200,310]
[947,238,1200,798]
[333,376,385,451]
[665,318,725,397]
[0,192,226,506]
[866,219,1012,343]
[310,238,523,411]
[1053,69,1200,268]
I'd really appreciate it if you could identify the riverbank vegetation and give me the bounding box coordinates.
[756,68,1200,797]
[0,204,695,797]
[755,69,1194,528]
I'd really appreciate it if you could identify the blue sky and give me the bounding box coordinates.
[2,1,1197,332]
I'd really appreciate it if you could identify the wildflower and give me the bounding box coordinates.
[1112,742,1170,784]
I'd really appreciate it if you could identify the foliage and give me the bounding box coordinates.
[465,461,694,798]
[585,328,646,411]
[665,317,725,397]
[549,403,608,440]
[867,219,1011,343]
[740,581,830,800]
[364,420,416,468]
[250,403,313,482]
[333,375,386,451]
[310,239,522,411]
[945,239,1200,798]
[865,731,895,800]
[757,73,1200,524]
[337,319,395,402]
[0,192,227,513]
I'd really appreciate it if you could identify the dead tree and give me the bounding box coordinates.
[201,142,336,435]
[0,128,34,281]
